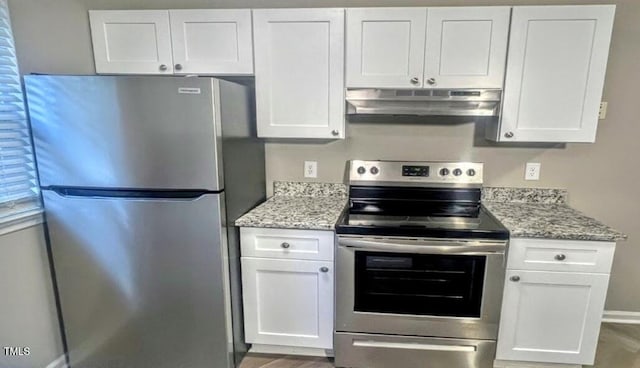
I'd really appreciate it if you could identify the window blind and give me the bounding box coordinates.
[0,0,41,221]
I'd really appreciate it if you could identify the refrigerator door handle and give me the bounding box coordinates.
[47,187,216,201]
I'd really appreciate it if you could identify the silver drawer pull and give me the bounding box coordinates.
[555,254,567,261]
[320,266,329,273]
[353,340,476,352]
[281,242,291,249]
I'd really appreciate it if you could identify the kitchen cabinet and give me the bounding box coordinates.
[346,8,427,88]
[496,239,616,365]
[90,10,174,74]
[346,7,510,89]
[89,9,253,75]
[240,228,335,354]
[488,5,615,143]
[253,9,345,139]
[169,10,253,75]
[424,7,510,89]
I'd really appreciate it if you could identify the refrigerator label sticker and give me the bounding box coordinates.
[178,88,201,95]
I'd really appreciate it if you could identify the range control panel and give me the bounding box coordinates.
[402,165,430,177]
[349,160,483,186]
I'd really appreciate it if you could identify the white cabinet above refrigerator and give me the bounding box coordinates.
[89,9,254,75]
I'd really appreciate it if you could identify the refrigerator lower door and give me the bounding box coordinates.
[26,75,224,191]
[43,191,233,368]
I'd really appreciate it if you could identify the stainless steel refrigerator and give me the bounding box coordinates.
[25,75,265,368]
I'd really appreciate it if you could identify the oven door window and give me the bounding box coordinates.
[354,252,486,317]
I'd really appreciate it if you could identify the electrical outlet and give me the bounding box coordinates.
[525,163,541,181]
[599,102,608,119]
[304,161,317,178]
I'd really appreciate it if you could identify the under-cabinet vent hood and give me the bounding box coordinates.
[346,89,502,117]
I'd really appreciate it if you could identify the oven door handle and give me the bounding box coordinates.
[338,237,506,255]
[353,340,477,352]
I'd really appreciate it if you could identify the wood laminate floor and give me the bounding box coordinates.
[239,323,640,368]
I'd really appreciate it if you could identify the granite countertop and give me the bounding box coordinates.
[235,181,348,231]
[483,187,627,242]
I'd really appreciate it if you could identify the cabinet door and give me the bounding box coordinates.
[346,8,427,88]
[89,10,174,74]
[169,10,253,75]
[253,9,345,139]
[424,7,510,89]
[499,5,615,142]
[242,257,333,349]
[497,270,609,365]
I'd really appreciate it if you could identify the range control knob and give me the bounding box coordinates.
[439,168,450,176]
[357,166,366,175]
[370,166,379,175]
[467,169,476,177]
[453,168,463,176]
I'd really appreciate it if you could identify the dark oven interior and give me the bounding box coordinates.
[354,251,486,318]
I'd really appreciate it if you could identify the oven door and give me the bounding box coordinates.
[336,236,506,340]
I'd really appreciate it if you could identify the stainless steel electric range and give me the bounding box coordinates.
[334,160,509,368]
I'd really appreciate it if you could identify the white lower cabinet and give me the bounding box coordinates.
[240,228,335,354]
[497,239,616,366]
[497,270,609,364]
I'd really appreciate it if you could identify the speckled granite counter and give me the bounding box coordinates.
[235,182,348,231]
[483,187,626,242]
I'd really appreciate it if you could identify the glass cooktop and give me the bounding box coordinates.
[336,206,508,240]
[335,185,509,240]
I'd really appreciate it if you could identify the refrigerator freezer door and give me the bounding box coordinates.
[26,75,223,191]
[43,190,233,368]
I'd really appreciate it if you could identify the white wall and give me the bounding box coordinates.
[0,224,64,368]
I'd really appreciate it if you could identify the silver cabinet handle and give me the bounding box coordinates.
[320,267,329,273]
[510,275,520,282]
[504,131,514,138]
[555,254,566,261]
[331,130,340,136]
[175,64,183,71]
[410,77,419,85]
[426,78,436,85]
[281,242,290,249]
[159,64,168,71]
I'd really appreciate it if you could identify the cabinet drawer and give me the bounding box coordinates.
[240,227,334,261]
[508,238,615,273]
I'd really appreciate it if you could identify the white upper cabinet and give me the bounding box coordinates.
[424,7,510,89]
[346,8,427,88]
[346,7,509,89]
[253,9,345,139]
[90,10,174,74]
[495,5,615,143]
[169,9,253,75]
[90,9,254,75]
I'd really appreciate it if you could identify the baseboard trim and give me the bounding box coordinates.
[602,310,640,324]
[249,344,332,357]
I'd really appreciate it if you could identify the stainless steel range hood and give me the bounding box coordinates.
[346,88,502,116]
